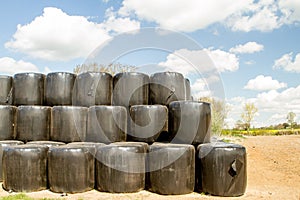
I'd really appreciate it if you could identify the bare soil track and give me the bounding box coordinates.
[0,135,299,200]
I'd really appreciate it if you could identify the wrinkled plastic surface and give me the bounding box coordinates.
[73,72,112,106]
[197,142,247,197]
[128,105,168,143]
[169,101,211,145]
[148,143,195,195]
[68,142,106,157]
[45,72,76,106]
[0,105,16,140]
[113,72,149,107]
[150,72,185,105]
[16,106,51,142]
[27,141,65,147]
[13,73,45,106]
[51,106,87,143]
[0,140,24,181]
[95,142,148,193]
[86,106,126,143]
[48,146,95,193]
[2,144,48,192]
[185,78,192,100]
[0,75,12,105]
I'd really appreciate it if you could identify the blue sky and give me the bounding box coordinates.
[0,0,299,128]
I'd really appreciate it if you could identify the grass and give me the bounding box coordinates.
[222,129,300,136]
[0,194,65,200]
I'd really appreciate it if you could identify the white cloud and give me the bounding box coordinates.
[230,42,264,54]
[158,48,239,76]
[0,57,39,75]
[118,0,300,33]
[273,52,300,73]
[244,75,287,91]
[226,85,300,127]
[279,0,300,24]
[119,0,253,32]
[5,7,140,61]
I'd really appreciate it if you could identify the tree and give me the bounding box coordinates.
[73,62,137,75]
[199,97,229,135]
[241,103,258,133]
[287,112,296,129]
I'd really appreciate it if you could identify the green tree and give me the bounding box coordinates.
[74,62,137,75]
[287,111,296,129]
[241,103,258,133]
[199,97,229,135]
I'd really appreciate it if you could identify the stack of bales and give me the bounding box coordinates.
[0,71,246,197]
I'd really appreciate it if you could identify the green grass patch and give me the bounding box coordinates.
[0,194,33,200]
[222,129,300,136]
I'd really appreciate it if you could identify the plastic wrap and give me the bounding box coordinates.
[13,73,45,106]
[148,143,195,195]
[51,106,87,143]
[95,142,148,193]
[48,146,95,193]
[0,75,12,105]
[2,144,48,192]
[185,78,192,100]
[128,105,168,143]
[45,72,76,106]
[168,101,211,145]
[0,105,16,140]
[73,72,112,106]
[16,106,51,142]
[113,72,149,107]
[197,142,247,197]
[86,106,127,143]
[150,72,185,105]
[0,140,24,181]
[27,141,65,147]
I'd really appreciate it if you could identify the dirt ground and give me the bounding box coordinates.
[0,135,299,200]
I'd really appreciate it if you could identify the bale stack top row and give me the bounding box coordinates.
[0,71,192,107]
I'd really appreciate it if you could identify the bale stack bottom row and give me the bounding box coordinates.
[0,141,246,197]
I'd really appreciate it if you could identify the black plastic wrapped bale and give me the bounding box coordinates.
[95,142,148,193]
[48,146,95,193]
[27,141,65,147]
[150,72,186,105]
[68,142,106,157]
[13,73,45,106]
[185,78,192,100]
[0,140,24,181]
[148,143,195,195]
[45,72,76,106]
[197,142,247,197]
[0,105,16,140]
[113,72,149,107]
[2,144,48,192]
[73,72,112,107]
[51,106,87,143]
[86,106,127,143]
[0,75,12,105]
[168,101,211,145]
[16,106,51,142]
[128,105,168,143]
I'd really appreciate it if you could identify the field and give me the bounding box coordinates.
[0,135,299,200]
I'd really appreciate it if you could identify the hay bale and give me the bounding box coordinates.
[0,105,17,140]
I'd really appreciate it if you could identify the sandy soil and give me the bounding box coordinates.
[0,135,299,200]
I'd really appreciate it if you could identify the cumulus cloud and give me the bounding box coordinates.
[244,75,287,91]
[5,7,140,61]
[119,0,252,32]
[0,57,39,75]
[230,42,264,54]
[118,0,300,32]
[226,85,300,128]
[158,48,239,76]
[273,52,300,73]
